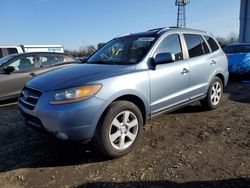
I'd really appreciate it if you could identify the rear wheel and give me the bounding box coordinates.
[201,77,223,110]
[93,101,143,158]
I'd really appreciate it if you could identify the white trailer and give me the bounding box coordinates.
[0,45,64,58]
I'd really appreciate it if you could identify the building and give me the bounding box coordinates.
[240,0,250,43]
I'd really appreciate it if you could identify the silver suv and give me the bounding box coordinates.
[19,27,229,158]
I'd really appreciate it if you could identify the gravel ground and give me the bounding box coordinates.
[0,81,249,188]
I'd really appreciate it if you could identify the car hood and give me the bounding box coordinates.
[27,64,135,91]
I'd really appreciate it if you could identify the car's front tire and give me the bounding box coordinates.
[93,101,143,159]
[201,76,223,110]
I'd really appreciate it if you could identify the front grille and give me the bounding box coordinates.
[19,86,43,110]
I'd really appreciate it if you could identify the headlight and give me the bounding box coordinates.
[50,84,102,104]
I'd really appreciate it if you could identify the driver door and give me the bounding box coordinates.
[149,34,190,116]
[0,55,38,100]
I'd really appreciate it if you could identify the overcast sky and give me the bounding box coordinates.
[0,0,240,50]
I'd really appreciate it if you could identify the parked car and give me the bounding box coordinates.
[0,52,77,101]
[224,43,250,75]
[19,27,228,158]
[0,45,64,58]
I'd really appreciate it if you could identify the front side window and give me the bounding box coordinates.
[184,34,204,58]
[204,35,219,52]
[155,34,183,61]
[9,56,36,71]
[87,36,156,64]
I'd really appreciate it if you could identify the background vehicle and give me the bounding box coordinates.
[19,27,228,158]
[224,43,250,75]
[0,52,77,101]
[0,45,64,58]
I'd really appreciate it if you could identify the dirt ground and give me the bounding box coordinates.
[0,81,249,188]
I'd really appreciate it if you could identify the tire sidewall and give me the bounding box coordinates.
[207,77,223,109]
[96,101,143,158]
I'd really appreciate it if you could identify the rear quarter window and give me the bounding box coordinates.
[204,36,219,52]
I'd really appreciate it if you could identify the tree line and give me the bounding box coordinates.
[65,33,239,57]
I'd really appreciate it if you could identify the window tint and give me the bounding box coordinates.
[204,36,219,52]
[184,34,204,58]
[156,34,183,61]
[8,48,18,55]
[9,56,35,71]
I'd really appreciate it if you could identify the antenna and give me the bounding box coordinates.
[175,0,190,28]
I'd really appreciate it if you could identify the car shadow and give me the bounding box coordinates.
[0,105,105,173]
[77,178,250,188]
[225,79,250,104]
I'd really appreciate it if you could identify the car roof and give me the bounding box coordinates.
[116,27,207,39]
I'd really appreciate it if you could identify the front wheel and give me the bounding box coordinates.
[201,77,223,110]
[93,101,143,159]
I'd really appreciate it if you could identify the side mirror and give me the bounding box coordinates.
[3,66,15,74]
[153,53,175,65]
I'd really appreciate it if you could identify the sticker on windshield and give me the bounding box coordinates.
[138,37,155,42]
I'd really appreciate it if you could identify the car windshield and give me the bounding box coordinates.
[224,45,250,54]
[87,36,156,65]
[0,54,17,66]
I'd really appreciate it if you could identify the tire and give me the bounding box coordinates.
[93,100,143,159]
[201,76,223,110]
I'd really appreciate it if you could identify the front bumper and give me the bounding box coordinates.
[18,91,108,141]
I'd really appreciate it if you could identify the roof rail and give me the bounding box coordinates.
[157,27,206,34]
[147,27,166,32]
[115,33,132,38]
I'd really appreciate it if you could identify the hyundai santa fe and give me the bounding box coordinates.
[18,27,229,158]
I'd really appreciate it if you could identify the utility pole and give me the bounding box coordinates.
[175,0,190,28]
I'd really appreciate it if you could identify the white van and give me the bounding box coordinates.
[0,45,64,58]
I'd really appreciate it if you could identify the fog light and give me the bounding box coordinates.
[55,132,68,140]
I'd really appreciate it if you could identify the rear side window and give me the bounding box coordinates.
[63,55,76,63]
[155,34,183,61]
[204,36,219,52]
[39,55,72,66]
[40,55,59,67]
[184,34,204,58]
[8,48,18,55]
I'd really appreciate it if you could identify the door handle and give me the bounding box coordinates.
[211,60,217,65]
[181,68,189,74]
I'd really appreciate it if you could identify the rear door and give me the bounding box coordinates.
[0,55,39,99]
[182,34,213,99]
